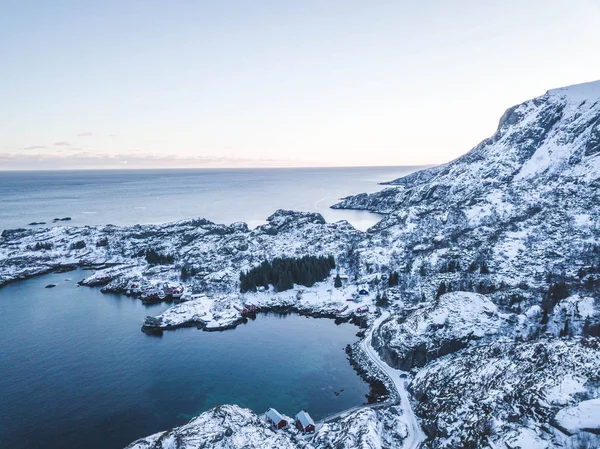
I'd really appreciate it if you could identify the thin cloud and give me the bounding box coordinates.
[77,132,93,137]
[0,152,307,170]
[53,141,71,146]
[23,145,46,150]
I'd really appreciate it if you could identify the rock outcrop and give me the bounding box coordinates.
[373,292,504,370]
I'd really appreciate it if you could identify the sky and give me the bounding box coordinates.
[1,0,600,170]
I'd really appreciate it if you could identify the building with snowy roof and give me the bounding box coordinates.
[265,408,287,430]
[294,410,315,433]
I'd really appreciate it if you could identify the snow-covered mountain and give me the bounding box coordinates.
[332,80,600,448]
[333,81,600,305]
[2,80,600,448]
[335,81,600,215]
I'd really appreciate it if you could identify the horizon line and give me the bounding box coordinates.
[0,163,437,172]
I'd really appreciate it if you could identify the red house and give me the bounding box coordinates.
[265,408,287,430]
[295,410,315,433]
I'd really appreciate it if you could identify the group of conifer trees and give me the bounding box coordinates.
[145,249,175,265]
[239,255,335,293]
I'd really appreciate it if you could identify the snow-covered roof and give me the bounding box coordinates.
[295,410,315,428]
[265,408,285,424]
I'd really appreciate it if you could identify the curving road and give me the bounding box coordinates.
[360,310,426,449]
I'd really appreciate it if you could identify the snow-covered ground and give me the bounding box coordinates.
[361,311,426,449]
[3,79,600,448]
[142,280,373,332]
[555,398,600,434]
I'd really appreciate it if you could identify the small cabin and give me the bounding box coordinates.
[295,410,315,433]
[358,288,369,296]
[333,274,350,286]
[265,408,287,430]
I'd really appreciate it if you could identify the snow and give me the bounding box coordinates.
[3,78,600,449]
[125,405,297,449]
[554,398,600,434]
[506,427,549,449]
[144,280,373,332]
[377,292,503,370]
[546,374,587,406]
[525,305,543,319]
[361,311,425,449]
[574,214,593,228]
[555,295,597,319]
[547,80,600,102]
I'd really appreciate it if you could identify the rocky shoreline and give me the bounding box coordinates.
[3,80,600,448]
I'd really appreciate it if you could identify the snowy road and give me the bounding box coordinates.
[360,311,426,449]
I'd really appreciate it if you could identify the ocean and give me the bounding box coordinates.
[0,166,419,448]
[0,272,370,449]
[0,166,421,232]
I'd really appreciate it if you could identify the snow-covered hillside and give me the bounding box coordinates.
[0,210,361,292]
[125,404,410,449]
[373,292,505,370]
[332,80,600,448]
[2,80,600,449]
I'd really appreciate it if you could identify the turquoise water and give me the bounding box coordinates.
[0,270,369,448]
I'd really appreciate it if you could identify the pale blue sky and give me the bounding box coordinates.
[1,0,600,169]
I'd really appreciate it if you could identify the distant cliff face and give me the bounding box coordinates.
[332,81,600,448]
[335,81,600,215]
[335,81,600,298]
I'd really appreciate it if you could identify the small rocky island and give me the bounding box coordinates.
[2,80,600,448]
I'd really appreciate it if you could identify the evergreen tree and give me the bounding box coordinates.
[480,261,490,275]
[145,249,174,265]
[239,255,335,293]
[435,282,447,300]
[560,319,570,338]
[334,274,342,288]
[583,316,591,336]
[376,292,389,307]
[276,269,294,292]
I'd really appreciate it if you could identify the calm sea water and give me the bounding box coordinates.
[0,271,370,449]
[0,167,418,448]
[0,167,421,231]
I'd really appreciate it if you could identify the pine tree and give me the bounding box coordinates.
[560,319,570,338]
[435,282,447,300]
[334,274,342,288]
[480,261,489,275]
[583,316,591,336]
